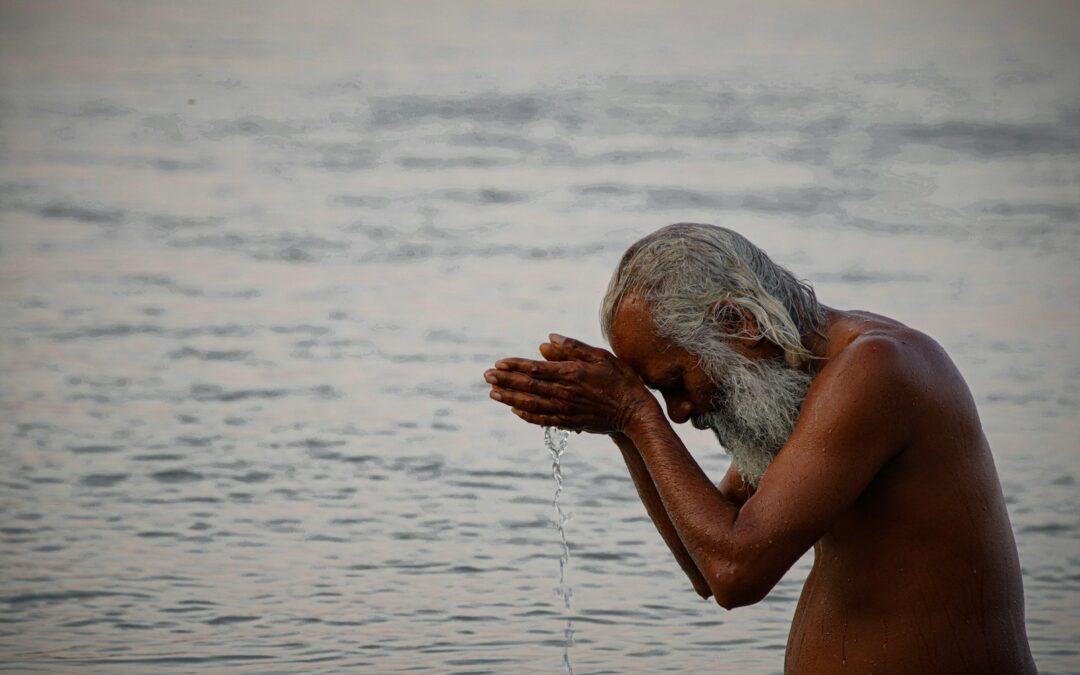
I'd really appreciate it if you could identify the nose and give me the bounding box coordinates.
[661,392,694,424]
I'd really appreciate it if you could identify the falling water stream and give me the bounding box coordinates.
[544,426,574,674]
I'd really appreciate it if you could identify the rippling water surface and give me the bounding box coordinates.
[1,2,1078,672]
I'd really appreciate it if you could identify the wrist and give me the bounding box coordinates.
[621,394,665,439]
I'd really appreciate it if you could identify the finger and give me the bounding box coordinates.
[511,408,591,430]
[539,341,572,362]
[489,387,575,415]
[494,357,577,381]
[549,334,609,364]
[540,340,594,363]
[485,369,575,400]
[511,408,557,427]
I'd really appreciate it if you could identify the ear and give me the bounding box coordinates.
[711,300,763,348]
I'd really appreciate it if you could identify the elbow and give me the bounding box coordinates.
[693,583,713,601]
[706,560,770,610]
[713,584,767,611]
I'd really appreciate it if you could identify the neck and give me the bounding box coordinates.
[803,306,848,373]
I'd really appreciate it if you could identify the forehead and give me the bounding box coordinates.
[609,295,684,375]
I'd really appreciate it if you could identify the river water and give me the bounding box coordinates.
[0,2,1077,672]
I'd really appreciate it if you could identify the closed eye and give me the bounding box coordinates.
[654,376,683,394]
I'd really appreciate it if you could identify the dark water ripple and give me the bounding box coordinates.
[867,119,1080,159]
[37,202,125,224]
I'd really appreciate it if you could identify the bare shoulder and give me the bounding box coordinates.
[798,312,963,444]
[817,312,979,431]
[813,329,919,398]
[824,311,953,383]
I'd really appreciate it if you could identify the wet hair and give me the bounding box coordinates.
[600,223,826,368]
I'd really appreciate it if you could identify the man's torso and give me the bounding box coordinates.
[783,312,1034,674]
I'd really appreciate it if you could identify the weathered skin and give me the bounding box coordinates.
[484,295,1035,674]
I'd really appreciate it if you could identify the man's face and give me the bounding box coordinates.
[609,295,719,425]
[610,295,812,486]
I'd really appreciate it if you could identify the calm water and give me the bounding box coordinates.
[1,2,1078,672]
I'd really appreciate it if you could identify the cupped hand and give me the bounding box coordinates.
[484,333,657,434]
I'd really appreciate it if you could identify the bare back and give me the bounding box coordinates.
[784,313,1034,674]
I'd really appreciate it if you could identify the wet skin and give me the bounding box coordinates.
[485,295,1035,674]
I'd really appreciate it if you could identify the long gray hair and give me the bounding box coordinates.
[600,223,826,368]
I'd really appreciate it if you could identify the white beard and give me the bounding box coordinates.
[692,349,812,487]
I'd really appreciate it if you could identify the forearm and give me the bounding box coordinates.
[623,403,748,607]
[611,431,712,598]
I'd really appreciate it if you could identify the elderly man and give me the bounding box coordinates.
[484,224,1035,674]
